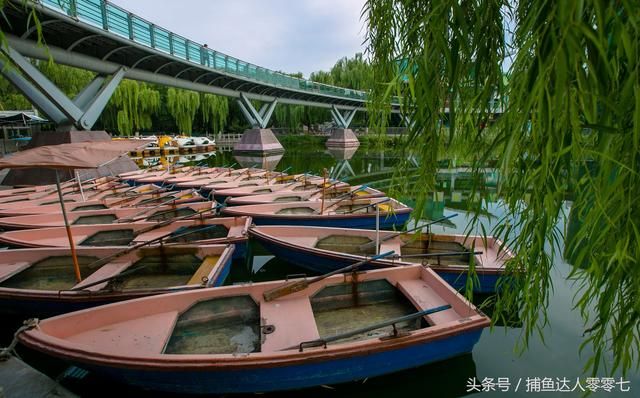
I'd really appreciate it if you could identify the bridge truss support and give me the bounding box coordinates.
[234,93,284,154]
[0,45,125,131]
[327,105,359,148]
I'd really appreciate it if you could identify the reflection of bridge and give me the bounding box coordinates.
[0,0,402,152]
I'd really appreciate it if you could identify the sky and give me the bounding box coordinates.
[110,0,368,78]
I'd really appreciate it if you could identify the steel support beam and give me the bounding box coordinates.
[0,44,126,130]
[237,93,277,128]
[78,67,126,129]
[73,76,106,109]
[402,114,416,129]
[331,105,357,128]
[0,59,68,124]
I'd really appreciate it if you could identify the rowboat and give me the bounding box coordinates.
[132,167,242,186]
[250,225,514,293]
[0,179,131,204]
[0,216,250,257]
[121,166,197,185]
[0,244,234,316]
[0,189,203,217]
[0,176,116,198]
[212,179,346,200]
[221,198,412,228]
[225,185,385,205]
[17,264,489,393]
[0,202,216,230]
[200,174,322,196]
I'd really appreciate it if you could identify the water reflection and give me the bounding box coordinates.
[234,153,284,171]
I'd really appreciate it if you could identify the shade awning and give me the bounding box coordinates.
[0,111,48,126]
[0,140,150,170]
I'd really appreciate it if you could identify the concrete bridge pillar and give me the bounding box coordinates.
[326,105,359,148]
[233,93,284,154]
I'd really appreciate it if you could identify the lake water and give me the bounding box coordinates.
[6,139,637,397]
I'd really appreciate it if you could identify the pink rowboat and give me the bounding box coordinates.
[225,185,385,205]
[0,216,250,259]
[212,179,346,199]
[0,180,130,204]
[0,184,165,211]
[199,174,313,193]
[0,176,117,198]
[131,167,241,185]
[0,244,234,317]
[0,202,217,230]
[221,197,412,229]
[17,265,489,393]
[249,225,515,294]
[0,190,204,217]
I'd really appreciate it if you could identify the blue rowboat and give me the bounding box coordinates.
[18,265,489,394]
[250,225,514,294]
[0,244,234,317]
[221,197,412,229]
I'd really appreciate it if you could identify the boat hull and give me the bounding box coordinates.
[254,232,501,293]
[0,251,233,318]
[35,328,482,394]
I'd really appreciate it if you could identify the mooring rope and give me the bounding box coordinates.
[0,318,39,361]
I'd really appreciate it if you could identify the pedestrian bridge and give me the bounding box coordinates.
[0,0,405,152]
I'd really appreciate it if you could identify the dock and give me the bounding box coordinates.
[0,356,77,398]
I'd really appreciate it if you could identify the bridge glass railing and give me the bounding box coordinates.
[39,0,377,103]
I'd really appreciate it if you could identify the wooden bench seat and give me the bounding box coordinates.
[187,256,220,286]
[260,297,320,352]
[0,262,32,284]
[396,279,460,325]
[72,261,133,291]
[67,311,179,355]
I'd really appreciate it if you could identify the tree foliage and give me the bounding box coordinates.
[103,80,160,136]
[364,0,640,375]
[167,88,200,135]
[201,93,229,134]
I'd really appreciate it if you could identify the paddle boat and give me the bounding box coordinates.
[0,216,251,259]
[222,197,412,229]
[0,189,203,217]
[250,225,514,293]
[0,202,217,230]
[225,185,385,205]
[17,264,489,393]
[0,244,234,316]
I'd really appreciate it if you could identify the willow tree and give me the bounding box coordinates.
[274,104,305,132]
[365,0,639,375]
[167,88,200,135]
[103,80,160,136]
[200,93,228,135]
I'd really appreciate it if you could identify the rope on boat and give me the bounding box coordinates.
[0,318,39,361]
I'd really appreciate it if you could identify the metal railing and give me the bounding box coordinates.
[39,0,370,102]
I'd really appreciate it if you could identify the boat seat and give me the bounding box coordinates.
[380,241,402,256]
[475,246,503,270]
[134,229,172,243]
[260,297,320,352]
[67,311,179,355]
[227,224,245,237]
[187,256,220,286]
[72,261,133,291]
[0,262,32,283]
[396,280,460,325]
